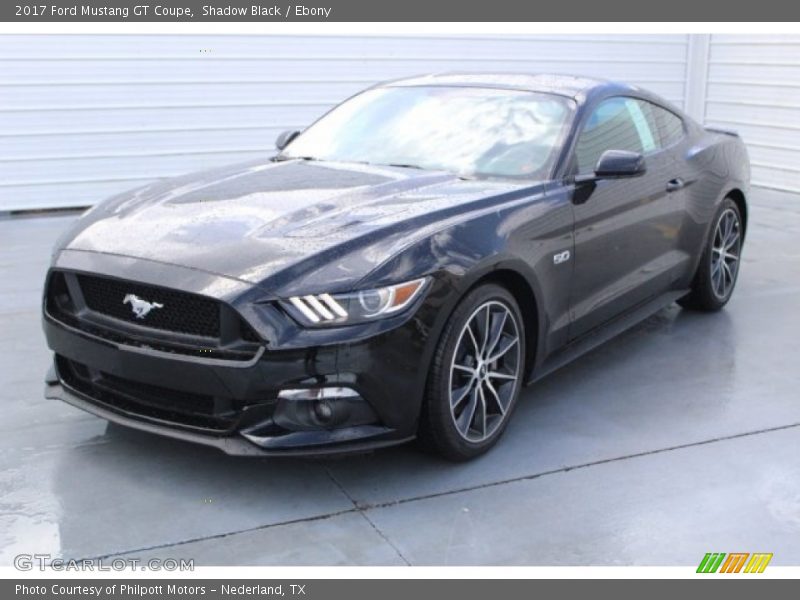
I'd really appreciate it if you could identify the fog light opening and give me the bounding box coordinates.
[312,399,334,424]
[273,386,379,431]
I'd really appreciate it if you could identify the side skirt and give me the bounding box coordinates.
[527,289,689,385]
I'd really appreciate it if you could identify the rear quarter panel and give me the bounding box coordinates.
[674,126,750,287]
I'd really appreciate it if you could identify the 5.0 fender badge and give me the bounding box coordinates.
[553,250,571,265]
[123,294,164,319]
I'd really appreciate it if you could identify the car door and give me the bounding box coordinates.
[568,96,685,340]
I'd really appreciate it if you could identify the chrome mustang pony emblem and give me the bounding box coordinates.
[123,294,164,319]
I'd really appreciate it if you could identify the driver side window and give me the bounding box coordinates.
[575,97,659,174]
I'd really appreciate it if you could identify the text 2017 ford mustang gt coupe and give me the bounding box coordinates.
[42,74,749,460]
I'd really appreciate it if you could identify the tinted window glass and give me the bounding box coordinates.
[654,106,685,146]
[575,97,659,174]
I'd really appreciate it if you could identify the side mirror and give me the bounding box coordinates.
[575,150,646,184]
[275,130,300,151]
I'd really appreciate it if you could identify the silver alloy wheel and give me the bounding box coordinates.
[448,300,522,443]
[711,207,742,300]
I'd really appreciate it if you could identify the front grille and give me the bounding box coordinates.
[77,274,221,338]
[57,355,236,432]
[46,270,262,361]
[58,313,255,361]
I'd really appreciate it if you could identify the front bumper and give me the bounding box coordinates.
[43,310,431,456]
[41,252,446,457]
[44,375,412,457]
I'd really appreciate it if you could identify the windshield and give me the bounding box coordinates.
[281,85,575,180]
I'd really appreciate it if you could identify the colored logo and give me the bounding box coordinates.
[697,553,773,573]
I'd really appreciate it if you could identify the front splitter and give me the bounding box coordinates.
[45,381,414,458]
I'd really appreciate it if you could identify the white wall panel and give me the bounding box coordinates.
[705,35,800,193]
[0,34,690,211]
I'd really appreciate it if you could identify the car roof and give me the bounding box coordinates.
[384,72,640,101]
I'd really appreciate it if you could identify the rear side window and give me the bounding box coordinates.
[574,97,660,174]
[653,106,686,147]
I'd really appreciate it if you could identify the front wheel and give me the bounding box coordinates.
[679,197,743,311]
[419,284,525,461]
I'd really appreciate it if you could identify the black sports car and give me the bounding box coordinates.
[43,74,749,460]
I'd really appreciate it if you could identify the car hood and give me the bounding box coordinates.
[57,159,542,295]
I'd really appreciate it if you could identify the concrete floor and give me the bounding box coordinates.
[1,189,799,566]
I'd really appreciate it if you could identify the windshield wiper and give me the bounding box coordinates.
[271,155,320,162]
[387,162,477,180]
[386,163,425,170]
[271,157,476,180]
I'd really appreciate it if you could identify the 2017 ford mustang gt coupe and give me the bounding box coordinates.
[42,74,749,460]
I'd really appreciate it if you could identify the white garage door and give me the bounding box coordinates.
[705,35,800,193]
[0,34,689,212]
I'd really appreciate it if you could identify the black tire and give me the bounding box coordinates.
[419,283,526,461]
[679,197,743,312]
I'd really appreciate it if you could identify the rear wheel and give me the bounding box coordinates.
[679,198,743,311]
[419,284,525,461]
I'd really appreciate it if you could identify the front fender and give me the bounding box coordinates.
[359,191,575,379]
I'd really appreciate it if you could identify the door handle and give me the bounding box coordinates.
[666,178,685,192]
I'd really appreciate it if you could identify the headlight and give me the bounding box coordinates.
[282,278,428,327]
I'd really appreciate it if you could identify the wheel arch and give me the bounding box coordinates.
[726,187,748,240]
[457,265,543,382]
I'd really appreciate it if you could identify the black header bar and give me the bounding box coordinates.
[2,0,799,22]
